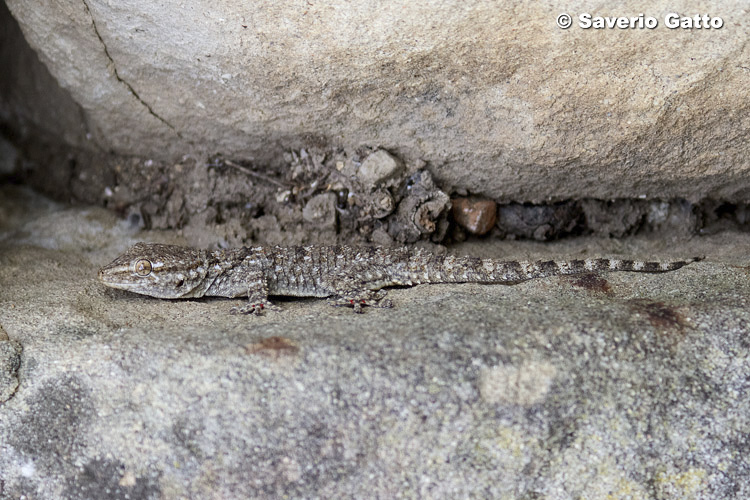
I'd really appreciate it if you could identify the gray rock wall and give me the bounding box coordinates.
[2,185,750,499]
[4,0,749,201]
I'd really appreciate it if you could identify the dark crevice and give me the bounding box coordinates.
[0,336,22,405]
[4,130,750,243]
[81,0,182,138]
[483,198,750,241]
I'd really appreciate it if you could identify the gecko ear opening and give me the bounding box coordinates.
[134,259,153,276]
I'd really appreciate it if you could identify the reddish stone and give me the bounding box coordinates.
[451,198,497,235]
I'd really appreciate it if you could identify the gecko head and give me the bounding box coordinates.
[98,243,210,299]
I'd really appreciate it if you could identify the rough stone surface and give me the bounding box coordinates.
[2,185,750,498]
[3,1,749,202]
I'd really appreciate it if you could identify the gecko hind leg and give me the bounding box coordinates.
[328,289,393,313]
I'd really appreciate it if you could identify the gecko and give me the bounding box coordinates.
[98,243,702,314]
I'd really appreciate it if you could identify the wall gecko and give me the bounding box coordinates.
[98,243,701,314]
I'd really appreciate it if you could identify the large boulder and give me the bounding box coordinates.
[3,1,749,201]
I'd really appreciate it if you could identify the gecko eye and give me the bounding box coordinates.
[134,259,152,276]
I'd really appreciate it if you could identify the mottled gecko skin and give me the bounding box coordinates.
[98,242,702,314]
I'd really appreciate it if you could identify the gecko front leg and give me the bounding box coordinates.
[228,271,279,315]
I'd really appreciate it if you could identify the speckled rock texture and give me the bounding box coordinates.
[1,185,749,499]
[3,0,749,202]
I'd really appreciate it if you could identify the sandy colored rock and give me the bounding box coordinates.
[356,150,405,190]
[3,1,749,202]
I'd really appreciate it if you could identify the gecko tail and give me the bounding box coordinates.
[418,254,704,284]
[508,255,704,282]
[395,250,703,285]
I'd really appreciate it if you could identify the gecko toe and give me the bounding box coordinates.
[230,303,272,315]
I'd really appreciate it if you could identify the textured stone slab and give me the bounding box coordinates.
[1,186,749,498]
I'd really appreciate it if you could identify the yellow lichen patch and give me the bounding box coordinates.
[654,467,708,499]
[602,477,649,500]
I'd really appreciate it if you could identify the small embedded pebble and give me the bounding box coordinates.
[451,198,497,235]
[302,192,337,228]
[357,150,405,189]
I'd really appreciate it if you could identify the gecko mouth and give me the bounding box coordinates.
[97,277,136,289]
[97,268,143,289]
